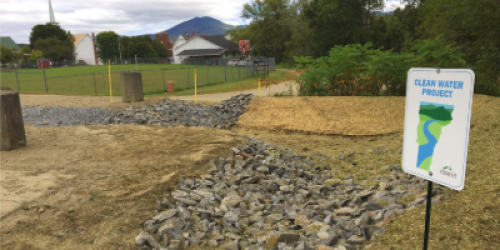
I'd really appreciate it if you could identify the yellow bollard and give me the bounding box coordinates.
[259,78,261,96]
[195,69,197,104]
[108,60,113,103]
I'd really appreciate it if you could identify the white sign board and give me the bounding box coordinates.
[402,68,475,190]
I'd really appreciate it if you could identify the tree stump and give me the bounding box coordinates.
[1,90,26,151]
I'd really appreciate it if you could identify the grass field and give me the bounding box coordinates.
[0,64,260,96]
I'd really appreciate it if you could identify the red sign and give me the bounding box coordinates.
[239,40,246,52]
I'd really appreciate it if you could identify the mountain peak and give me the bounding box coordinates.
[163,16,235,38]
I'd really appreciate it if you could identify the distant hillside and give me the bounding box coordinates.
[146,16,243,40]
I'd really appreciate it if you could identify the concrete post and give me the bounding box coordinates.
[1,90,26,151]
[120,71,144,102]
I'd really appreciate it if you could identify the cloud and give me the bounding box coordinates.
[1,0,404,44]
[0,0,252,43]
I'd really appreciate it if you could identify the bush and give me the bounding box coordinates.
[295,36,468,96]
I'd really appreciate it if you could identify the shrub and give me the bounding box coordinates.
[295,36,467,96]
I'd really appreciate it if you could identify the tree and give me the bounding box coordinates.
[96,31,120,62]
[119,36,131,57]
[418,0,500,95]
[29,23,68,49]
[132,41,158,58]
[240,0,294,63]
[10,48,24,66]
[283,0,313,63]
[29,23,75,61]
[21,45,31,54]
[0,45,14,65]
[34,36,75,61]
[151,38,168,57]
[28,50,44,62]
[143,35,153,44]
[303,0,384,57]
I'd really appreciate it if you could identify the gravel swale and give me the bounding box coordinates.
[22,94,254,129]
[134,137,446,250]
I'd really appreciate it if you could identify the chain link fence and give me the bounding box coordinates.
[0,63,270,96]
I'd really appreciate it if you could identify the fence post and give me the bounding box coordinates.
[162,69,166,93]
[207,65,209,85]
[42,69,48,93]
[15,70,20,91]
[93,74,97,96]
[225,64,227,82]
[239,66,240,81]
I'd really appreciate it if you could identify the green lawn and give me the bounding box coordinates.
[0,64,258,96]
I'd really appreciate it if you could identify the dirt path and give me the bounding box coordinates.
[169,79,300,102]
[18,94,170,110]
[0,125,244,250]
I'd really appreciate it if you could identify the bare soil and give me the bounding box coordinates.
[0,124,244,250]
[19,94,170,110]
[3,93,498,250]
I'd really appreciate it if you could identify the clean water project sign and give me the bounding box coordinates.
[402,68,475,191]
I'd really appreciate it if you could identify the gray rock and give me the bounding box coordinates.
[144,220,159,234]
[221,240,240,250]
[320,233,339,246]
[140,245,151,250]
[208,240,218,247]
[169,240,181,250]
[134,230,164,249]
[270,214,284,222]
[174,197,198,206]
[153,209,178,224]
[256,166,270,173]
[335,207,356,216]
[348,235,366,245]
[224,211,239,224]
[368,210,384,224]
[364,202,383,211]
[156,198,172,209]
[135,231,151,246]
[354,212,369,226]
[278,233,301,243]
[231,148,241,155]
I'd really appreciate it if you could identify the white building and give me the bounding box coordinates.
[173,32,239,65]
[73,34,98,65]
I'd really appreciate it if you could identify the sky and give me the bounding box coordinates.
[0,0,406,44]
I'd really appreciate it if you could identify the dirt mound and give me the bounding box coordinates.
[238,96,406,135]
[0,124,244,250]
